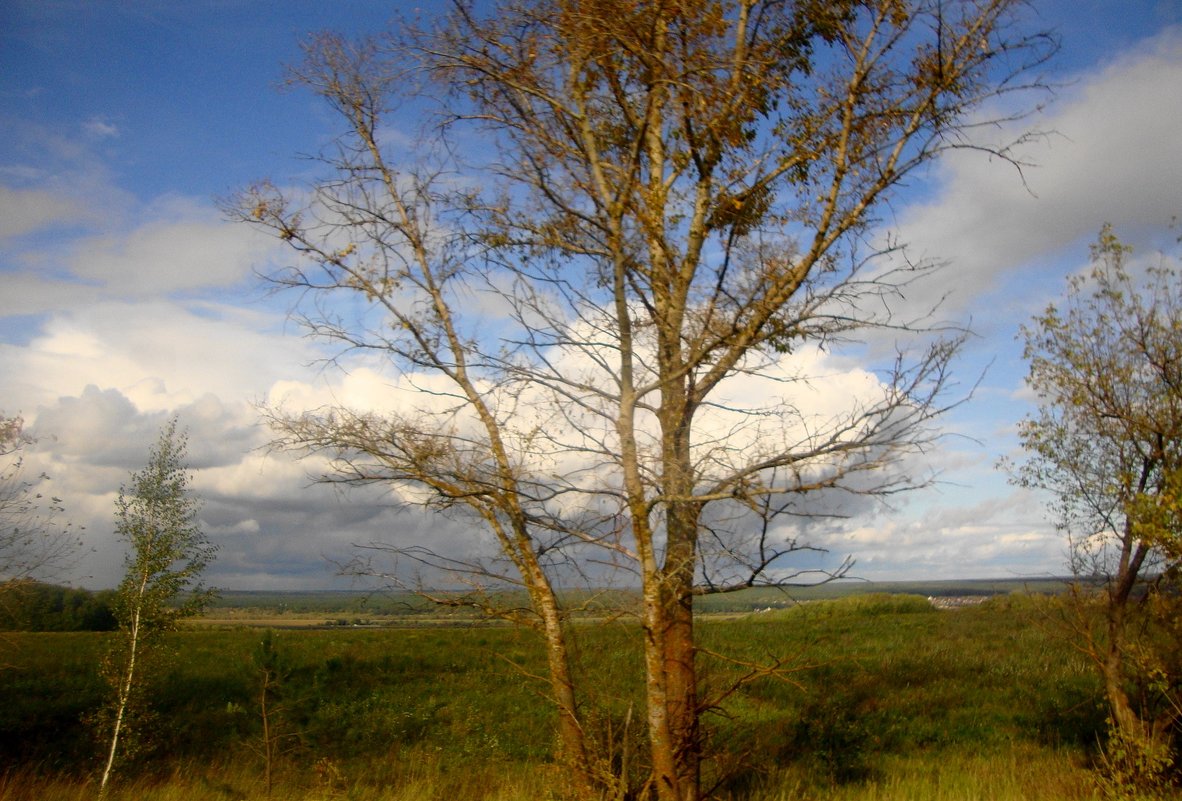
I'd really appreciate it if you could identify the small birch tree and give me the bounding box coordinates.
[97,419,216,798]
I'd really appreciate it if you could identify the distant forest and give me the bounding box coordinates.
[0,582,116,632]
[0,578,1073,632]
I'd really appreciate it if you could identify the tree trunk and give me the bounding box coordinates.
[663,510,700,801]
[1102,530,1152,744]
[539,601,594,797]
[524,556,594,797]
[648,382,701,801]
[99,600,142,799]
[1102,597,1148,746]
[1104,665,1143,743]
[642,580,682,801]
[639,535,700,801]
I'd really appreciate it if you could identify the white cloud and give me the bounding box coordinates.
[0,185,89,242]
[822,28,1182,585]
[2,117,280,312]
[0,117,136,224]
[820,490,1063,580]
[82,117,120,139]
[1,299,315,417]
[16,384,370,589]
[66,196,275,295]
[893,27,1182,320]
[6,21,1175,592]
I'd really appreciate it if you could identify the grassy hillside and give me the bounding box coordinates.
[0,593,1121,800]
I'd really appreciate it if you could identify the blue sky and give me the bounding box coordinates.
[2,1,1181,590]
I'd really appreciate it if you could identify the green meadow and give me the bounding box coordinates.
[0,591,1135,800]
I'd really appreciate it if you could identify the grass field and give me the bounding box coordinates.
[0,591,1150,800]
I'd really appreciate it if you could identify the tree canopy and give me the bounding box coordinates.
[1015,226,1182,582]
[1012,225,1182,783]
[235,2,1054,797]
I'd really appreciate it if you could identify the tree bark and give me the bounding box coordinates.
[99,582,145,799]
[531,576,594,797]
[663,557,700,801]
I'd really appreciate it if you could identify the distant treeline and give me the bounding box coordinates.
[208,579,1074,616]
[0,582,117,632]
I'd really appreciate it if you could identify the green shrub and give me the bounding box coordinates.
[788,684,880,784]
[813,593,937,618]
[1095,721,1177,800]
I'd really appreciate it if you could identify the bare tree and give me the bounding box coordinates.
[1010,226,1182,787]
[233,2,1052,798]
[0,414,83,624]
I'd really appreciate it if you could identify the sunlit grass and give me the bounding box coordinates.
[0,748,1114,801]
[749,746,1102,801]
[0,751,593,801]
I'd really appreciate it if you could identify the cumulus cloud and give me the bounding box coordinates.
[7,24,1173,592]
[16,384,380,589]
[33,386,165,470]
[806,27,1182,583]
[1,299,317,419]
[1,115,281,316]
[891,27,1182,323]
[821,490,1064,580]
[9,359,503,589]
[2,201,276,316]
